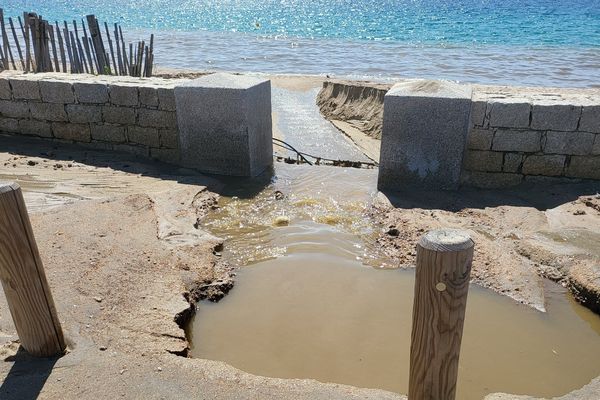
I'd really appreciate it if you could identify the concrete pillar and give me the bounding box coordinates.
[377,80,472,191]
[174,73,273,177]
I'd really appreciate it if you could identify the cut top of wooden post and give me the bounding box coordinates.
[419,229,474,252]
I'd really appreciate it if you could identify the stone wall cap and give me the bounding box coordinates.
[0,71,186,88]
[177,72,269,90]
[387,79,472,99]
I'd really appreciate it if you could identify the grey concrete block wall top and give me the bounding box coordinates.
[174,73,273,177]
[378,80,472,191]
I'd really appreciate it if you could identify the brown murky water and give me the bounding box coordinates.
[190,163,600,400]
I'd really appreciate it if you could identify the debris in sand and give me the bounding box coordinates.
[274,215,290,226]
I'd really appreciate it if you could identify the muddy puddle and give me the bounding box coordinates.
[190,162,600,400]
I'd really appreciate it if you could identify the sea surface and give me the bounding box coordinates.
[3,0,600,87]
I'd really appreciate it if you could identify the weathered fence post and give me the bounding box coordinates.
[409,229,474,400]
[0,182,66,357]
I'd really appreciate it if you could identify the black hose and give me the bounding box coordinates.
[273,138,378,168]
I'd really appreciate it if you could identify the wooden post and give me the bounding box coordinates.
[408,229,474,400]
[0,182,66,357]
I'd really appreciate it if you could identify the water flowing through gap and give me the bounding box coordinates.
[187,163,600,400]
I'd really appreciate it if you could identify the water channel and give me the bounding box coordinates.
[189,162,600,400]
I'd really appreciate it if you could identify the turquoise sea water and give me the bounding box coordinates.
[3,1,600,86]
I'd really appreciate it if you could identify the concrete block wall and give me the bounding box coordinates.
[462,87,600,188]
[0,71,185,164]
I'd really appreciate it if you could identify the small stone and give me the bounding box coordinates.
[99,346,107,351]
[94,296,103,303]
[157,366,162,372]
[27,160,37,166]
[387,227,400,237]
[273,216,290,226]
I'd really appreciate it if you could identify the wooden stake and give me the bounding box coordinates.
[409,229,474,400]
[9,17,25,70]
[48,24,59,72]
[56,21,67,72]
[147,33,154,77]
[104,22,117,75]
[23,14,31,72]
[86,15,106,74]
[114,23,123,75]
[0,9,16,69]
[64,22,76,73]
[80,19,95,74]
[17,16,25,38]
[0,183,66,358]
[73,21,89,74]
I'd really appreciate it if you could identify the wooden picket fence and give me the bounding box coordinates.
[0,9,154,77]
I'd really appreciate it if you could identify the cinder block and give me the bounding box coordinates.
[579,106,600,133]
[463,150,503,172]
[138,109,176,128]
[139,87,159,108]
[174,73,272,176]
[159,128,178,149]
[492,129,541,152]
[566,156,600,180]
[378,80,472,190]
[66,104,102,123]
[522,154,566,176]
[462,171,523,188]
[467,128,494,150]
[52,122,91,142]
[0,117,19,133]
[488,101,530,128]
[0,79,11,99]
[10,79,41,100]
[29,102,68,122]
[127,126,159,147]
[91,124,127,142]
[470,100,486,127]
[0,100,29,118]
[158,88,176,111]
[109,85,138,106]
[39,80,75,103]
[531,104,580,131]
[19,119,52,137]
[103,106,136,125]
[74,82,109,103]
[503,153,523,173]
[544,131,595,155]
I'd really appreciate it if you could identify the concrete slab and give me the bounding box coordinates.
[174,73,272,176]
[378,80,472,191]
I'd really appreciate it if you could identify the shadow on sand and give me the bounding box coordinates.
[0,347,60,400]
[3,133,599,210]
[0,133,273,199]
